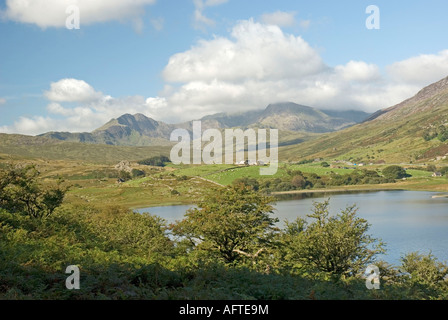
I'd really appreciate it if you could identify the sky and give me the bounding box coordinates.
[1,0,448,135]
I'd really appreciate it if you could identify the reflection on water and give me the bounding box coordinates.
[138,190,448,266]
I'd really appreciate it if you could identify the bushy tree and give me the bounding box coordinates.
[291,175,306,189]
[0,164,68,218]
[118,170,132,181]
[138,155,170,167]
[89,205,173,258]
[283,200,385,277]
[382,165,408,180]
[131,168,145,179]
[170,185,278,264]
[232,177,260,191]
[401,252,448,289]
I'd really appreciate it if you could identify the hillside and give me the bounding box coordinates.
[38,103,370,146]
[196,102,369,132]
[0,133,171,163]
[40,113,175,147]
[280,76,448,164]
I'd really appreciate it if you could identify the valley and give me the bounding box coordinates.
[1,77,448,210]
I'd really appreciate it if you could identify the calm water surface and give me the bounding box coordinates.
[137,190,448,265]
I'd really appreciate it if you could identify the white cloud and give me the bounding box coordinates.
[260,11,297,27]
[387,50,448,87]
[299,19,311,29]
[3,20,448,135]
[193,0,228,30]
[2,0,156,29]
[204,0,228,6]
[44,79,103,102]
[160,19,446,122]
[150,17,164,31]
[163,19,325,83]
[335,61,381,82]
[0,79,173,135]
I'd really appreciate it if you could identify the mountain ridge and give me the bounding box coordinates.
[38,103,371,146]
[280,76,448,163]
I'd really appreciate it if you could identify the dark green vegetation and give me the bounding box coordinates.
[382,165,409,180]
[0,164,68,218]
[232,165,397,193]
[1,175,447,300]
[138,155,171,167]
[423,124,448,142]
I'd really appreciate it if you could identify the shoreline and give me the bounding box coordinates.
[132,188,448,210]
[270,188,400,195]
[130,182,448,209]
[432,194,448,198]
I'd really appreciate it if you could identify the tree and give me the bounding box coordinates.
[232,177,260,191]
[138,155,171,167]
[118,170,132,181]
[0,164,69,218]
[440,167,448,175]
[284,200,385,277]
[131,168,145,179]
[291,175,306,189]
[382,165,408,180]
[170,185,278,264]
[89,205,173,258]
[400,252,448,297]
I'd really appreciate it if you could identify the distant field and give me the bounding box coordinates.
[167,162,442,189]
[166,163,237,177]
[0,137,445,210]
[405,169,434,178]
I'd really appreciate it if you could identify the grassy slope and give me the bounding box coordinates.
[1,130,447,211]
[278,85,448,164]
[0,133,171,164]
[279,117,446,164]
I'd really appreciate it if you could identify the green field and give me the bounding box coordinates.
[166,162,442,188]
[0,135,446,211]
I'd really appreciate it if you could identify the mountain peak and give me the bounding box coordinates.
[38,103,370,146]
[413,75,448,101]
[265,102,315,114]
[366,75,448,122]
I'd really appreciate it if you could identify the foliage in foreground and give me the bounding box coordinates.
[280,200,385,277]
[0,183,447,300]
[0,164,69,218]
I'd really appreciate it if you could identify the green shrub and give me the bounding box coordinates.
[382,165,409,180]
[131,169,145,179]
[0,164,69,218]
[138,155,170,167]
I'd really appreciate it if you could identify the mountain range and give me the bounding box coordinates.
[280,76,448,163]
[3,76,448,164]
[38,103,371,146]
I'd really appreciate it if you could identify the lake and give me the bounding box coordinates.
[136,190,448,266]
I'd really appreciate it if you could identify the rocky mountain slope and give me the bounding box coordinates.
[38,103,370,146]
[280,76,448,163]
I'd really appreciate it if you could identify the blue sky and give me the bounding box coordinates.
[1,0,448,135]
